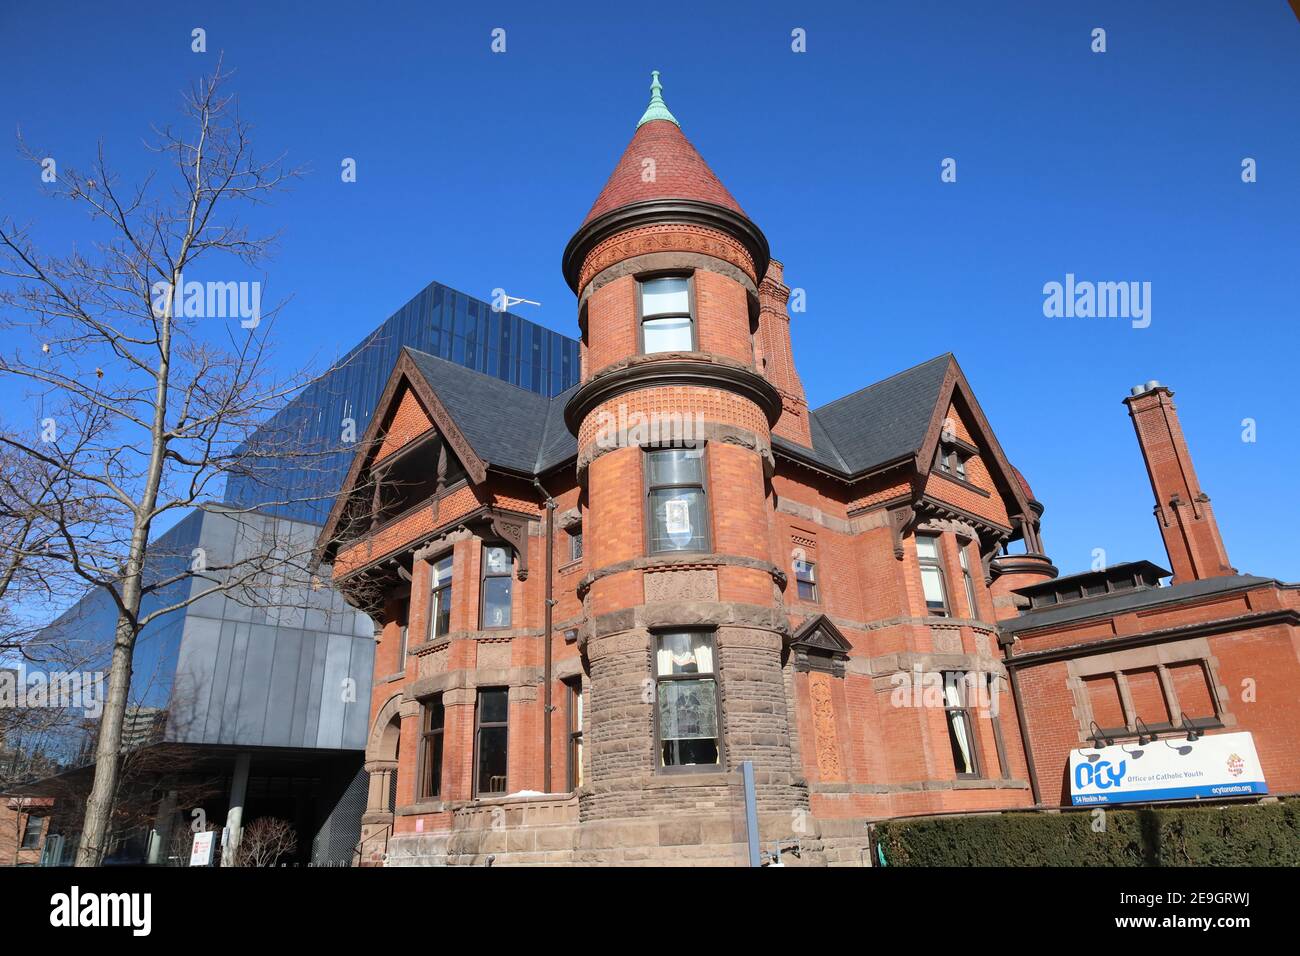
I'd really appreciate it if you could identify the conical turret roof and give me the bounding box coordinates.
[580,72,746,227]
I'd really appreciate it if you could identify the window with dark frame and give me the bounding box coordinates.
[645,448,710,553]
[419,694,445,800]
[568,528,583,563]
[638,276,693,354]
[936,444,968,480]
[916,534,950,616]
[654,631,721,769]
[475,687,509,795]
[480,545,513,629]
[20,814,42,850]
[428,554,453,641]
[943,671,982,778]
[958,540,979,617]
[794,557,818,602]
[396,597,410,670]
[565,677,583,791]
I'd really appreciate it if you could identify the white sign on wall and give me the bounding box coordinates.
[190,830,215,867]
[1069,730,1268,806]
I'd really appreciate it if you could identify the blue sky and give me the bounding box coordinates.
[2,0,1298,580]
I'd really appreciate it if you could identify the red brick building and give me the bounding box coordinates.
[0,796,52,866]
[317,75,1300,865]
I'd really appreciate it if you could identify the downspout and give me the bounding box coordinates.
[533,478,557,793]
[1000,636,1042,805]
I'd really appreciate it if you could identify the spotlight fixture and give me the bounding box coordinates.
[1134,717,1156,747]
[1178,711,1202,742]
[1086,721,1115,758]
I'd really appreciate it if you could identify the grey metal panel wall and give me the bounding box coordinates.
[343,634,375,749]
[315,635,353,750]
[159,510,376,752]
[168,614,220,743]
[173,616,374,750]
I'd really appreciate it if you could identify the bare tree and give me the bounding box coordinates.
[0,430,99,655]
[233,816,298,868]
[0,62,361,865]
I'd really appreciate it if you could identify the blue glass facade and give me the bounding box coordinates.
[223,280,579,524]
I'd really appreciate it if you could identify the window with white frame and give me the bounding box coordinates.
[959,540,979,617]
[943,672,981,777]
[428,554,453,640]
[639,276,693,354]
[916,534,950,616]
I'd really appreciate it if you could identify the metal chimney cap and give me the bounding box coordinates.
[1130,384,1146,396]
[1144,379,1162,391]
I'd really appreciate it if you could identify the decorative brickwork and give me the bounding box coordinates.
[321,82,1300,867]
[579,223,757,294]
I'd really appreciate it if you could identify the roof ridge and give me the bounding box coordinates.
[806,411,849,471]
[814,352,953,415]
[533,392,560,473]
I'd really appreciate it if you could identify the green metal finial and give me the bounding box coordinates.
[636,70,679,128]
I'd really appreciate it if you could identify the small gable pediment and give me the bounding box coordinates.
[790,614,852,676]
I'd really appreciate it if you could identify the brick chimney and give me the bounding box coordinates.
[1123,381,1234,583]
[755,260,812,446]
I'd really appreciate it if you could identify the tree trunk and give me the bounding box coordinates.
[73,602,140,865]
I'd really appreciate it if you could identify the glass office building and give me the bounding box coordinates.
[225,280,579,525]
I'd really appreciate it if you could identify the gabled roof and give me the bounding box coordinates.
[316,347,568,564]
[772,352,1035,527]
[403,349,558,476]
[805,354,953,475]
[318,340,1037,567]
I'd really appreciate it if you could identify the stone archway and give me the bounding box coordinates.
[358,694,403,865]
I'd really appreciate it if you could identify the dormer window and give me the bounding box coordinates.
[639,276,693,354]
[936,443,967,480]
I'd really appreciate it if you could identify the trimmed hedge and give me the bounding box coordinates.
[873,799,1300,866]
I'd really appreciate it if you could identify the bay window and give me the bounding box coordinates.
[916,534,950,616]
[943,671,981,777]
[639,276,694,353]
[958,540,979,617]
[655,631,721,769]
[646,448,710,553]
[428,554,453,640]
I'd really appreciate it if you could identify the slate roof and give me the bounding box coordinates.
[774,353,952,477]
[1000,574,1278,634]
[404,348,957,482]
[405,348,553,475]
[535,382,580,473]
[581,118,745,228]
